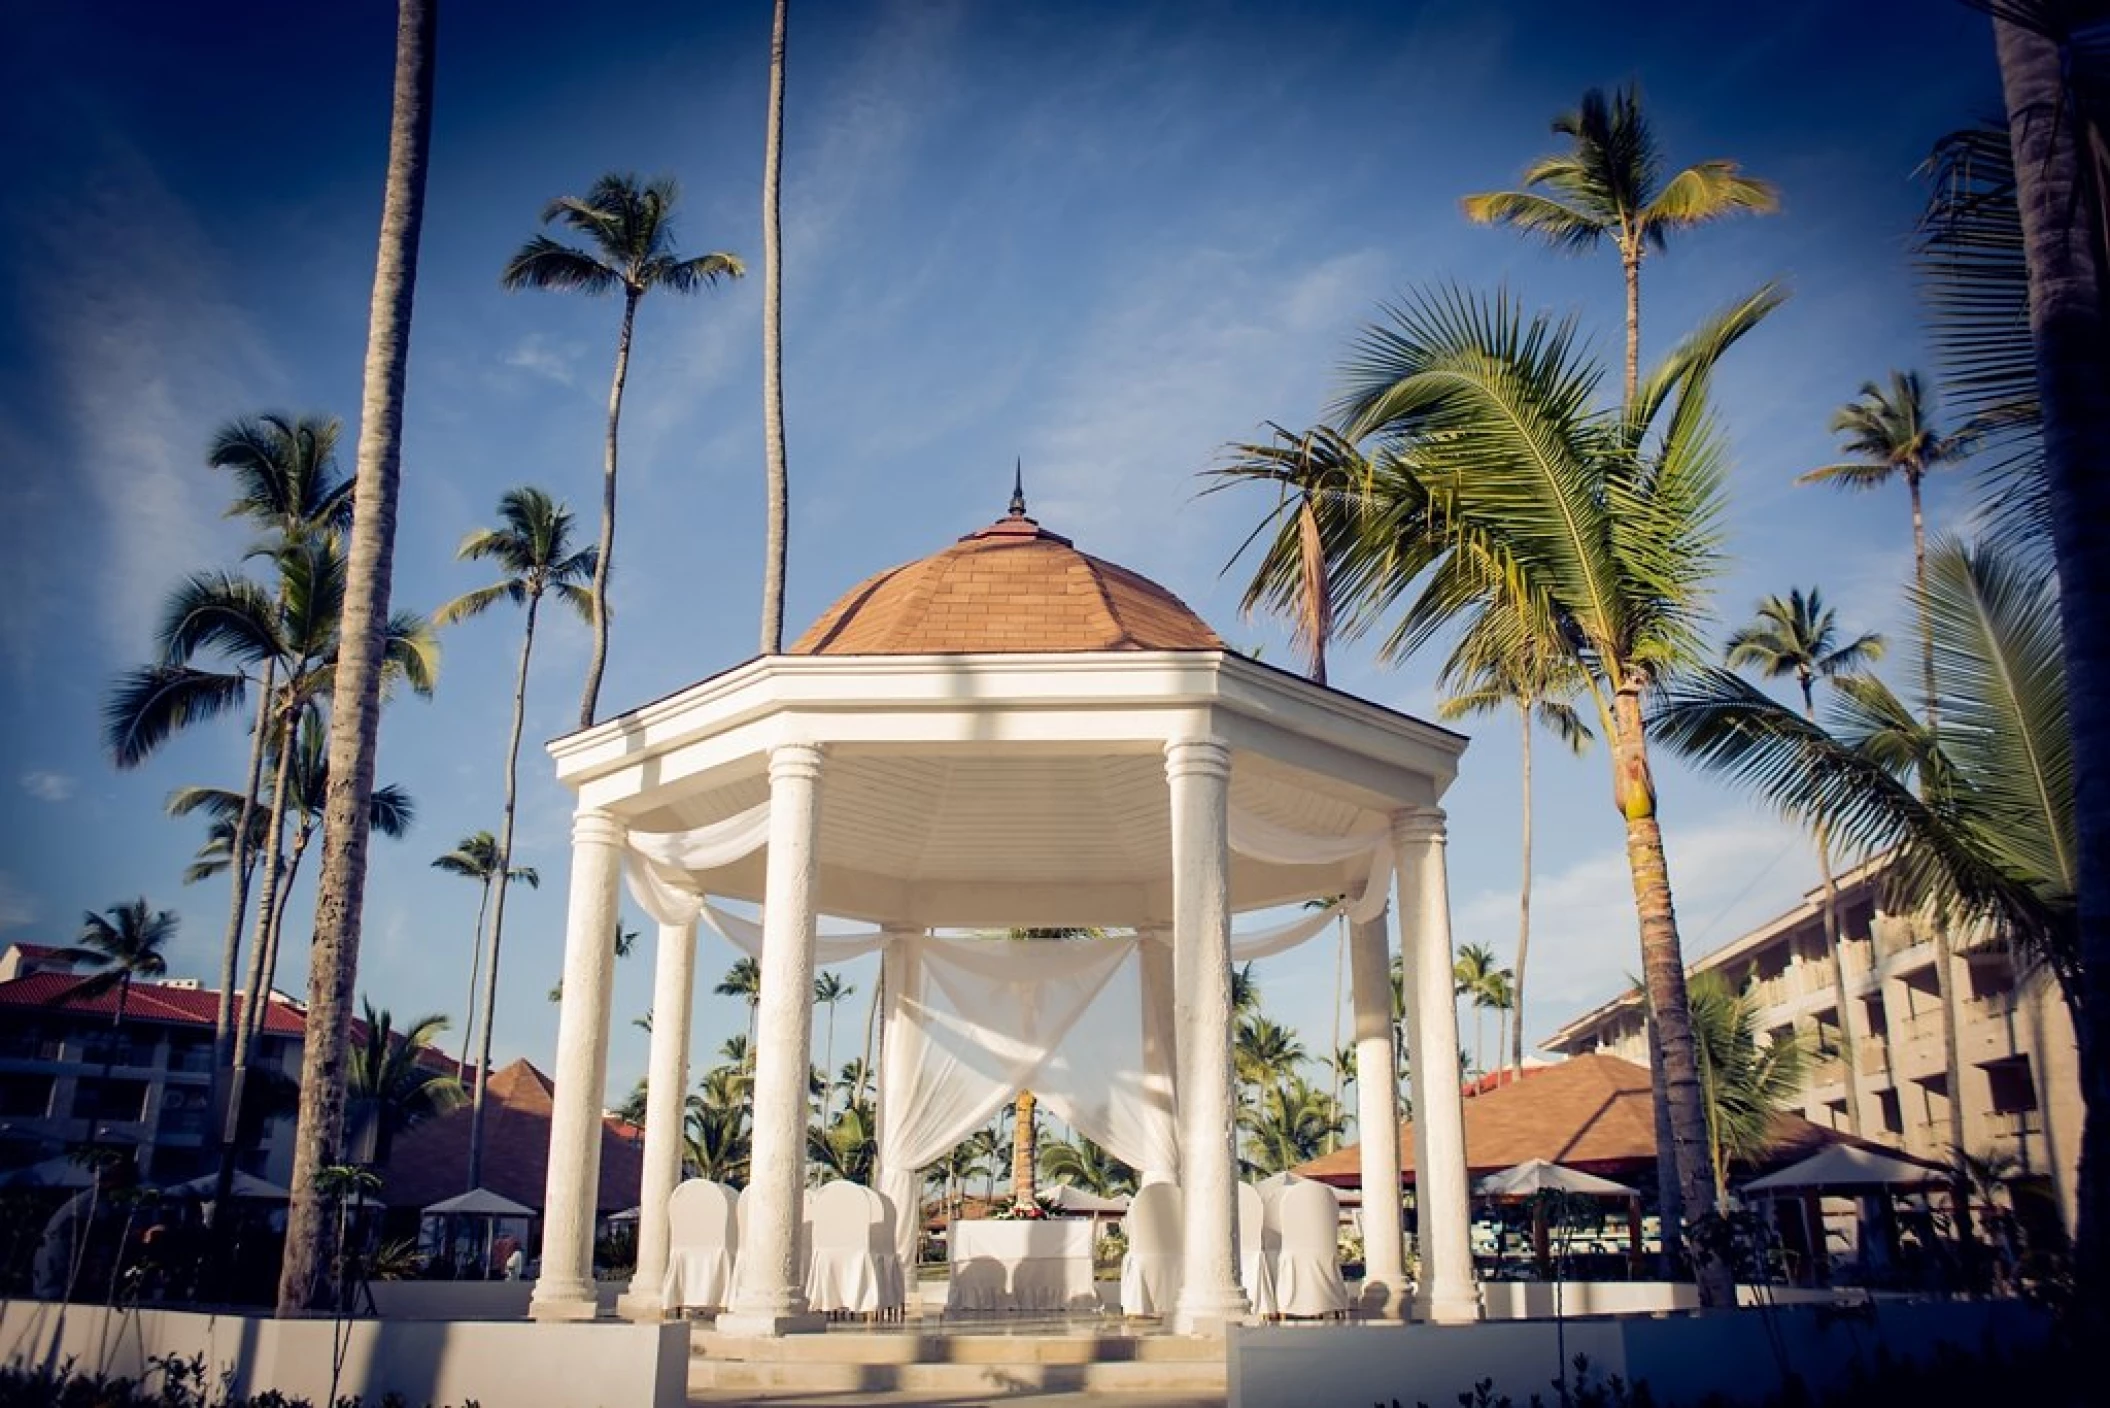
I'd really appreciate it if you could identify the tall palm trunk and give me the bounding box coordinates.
[1997,11,2110,1323]
[1908,470,1936,734]
[456,876,492,1074]
[1513,705,1533,1079]
[254,816,317,1045]
[1799,675,1864,1137]
[213,661,275,1069]
[860,969,881,1107]
[469,592,539,1190]
[1612,684,1730,1306]
[279,0,436,1317]
[759,0,789,655]
[1012,1090,1036,1206]
[579,294,634,728]
[222,708,298,1145]
[1621,243,1642,407]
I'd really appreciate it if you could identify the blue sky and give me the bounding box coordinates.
[0,1,2004,1113]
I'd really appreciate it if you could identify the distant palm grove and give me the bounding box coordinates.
[41,0,2109,1340]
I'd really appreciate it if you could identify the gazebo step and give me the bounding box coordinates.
[691,1325,1224,1365]
[688,1357,1228,1394]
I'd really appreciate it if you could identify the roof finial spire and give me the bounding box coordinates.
[1009,457,1027,518]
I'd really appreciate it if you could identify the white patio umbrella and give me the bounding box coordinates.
[1742,1145,1946,1195]
[163,1171,291,1200]
[423,1187,536,1279]
[1474,1159,1637,1200]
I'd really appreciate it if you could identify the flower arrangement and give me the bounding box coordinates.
[991,1199,1075,1220]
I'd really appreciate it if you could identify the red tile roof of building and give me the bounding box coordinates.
[0,972,306,1035]
[376,1058,643,1215]
[791,508,1223,656]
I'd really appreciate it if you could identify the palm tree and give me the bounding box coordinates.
[1233,1014,1308,1109]
[430,831,540,1077]
[347,1001,464,1166]
[715,957,762,1051]
[1724,588,1884,1133]
[1240,1077,1346,1178]
[1438,599,1592,1080]
[759,0,790,654]
[1330,281,1785,1306]
[435,486,595,1189]
[998,927,1098,1207]
[1686,971,1808,1204]
[1451,942,1510,1080]
[59,899,176,1031]
[502,174,742,726]
[1203,424,1370,683]
[1989,4,2110,1322]
[1801,371,1972,733]
[807,1099,875,1185]
[811,970,854,1109]
[280,0,439,1317]
[1039,1133,1137,1199]
[1462,82,1777,404]
[195,413,353,1078]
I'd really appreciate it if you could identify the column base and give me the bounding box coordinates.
[1412,1283,1483,1325]
[528,1283,601,1322]
[614,1289,668,1323]
[1172,1287,1252,1336]
[1355,1278,1413,1320]
[714,1310,828,1338]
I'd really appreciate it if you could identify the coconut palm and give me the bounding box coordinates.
[430,832,540,1077]
[684,1094,752,1186]
[1203,424,1372,683]
[1986,7,2110,1318]
[1330,281,1785,1305]
[1724,588,1884,1133]
[280,0,438,1316]
[1801,371,1974,733]
[435,486,595,1189]
[1685,971,1809,1204]
[759,0,790,653]
[811,970,854,1109]
[502,173,742,725]
[1233,1014,1308,1103]
[1240,1077,1346,1177]
[195,412,353,1076]
[998,927,1099,1208]
[715,957,763,1051]
[347,1001,463,1166]
[1462,82,1778,404]
[1438,599,1592,1080]
[1039,1133,1137,1199]
[1451,942,1511,1079]
[807,1099,875,1185]
[59,899,176,1029]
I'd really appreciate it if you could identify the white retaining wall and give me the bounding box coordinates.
[1230,1298,2048,1408]
[0,1301,686,1408]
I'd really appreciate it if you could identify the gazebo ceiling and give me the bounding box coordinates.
[552,505,1467,929]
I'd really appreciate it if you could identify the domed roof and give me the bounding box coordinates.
[790,499,1223,657]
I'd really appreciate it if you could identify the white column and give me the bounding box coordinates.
[1394,807,1479,1324]
[1350,901,1409,1317]
[529,807,626,1321]
[1138,925,1181,1186]
[721,742,827,1336]
[1165,738,1249,1334]
[617,918,698,1321]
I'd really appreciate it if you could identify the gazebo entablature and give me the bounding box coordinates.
[530,646,1480,1336]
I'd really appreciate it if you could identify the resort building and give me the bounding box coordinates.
[1540,861,2082,1232]
[0,943,305,1187]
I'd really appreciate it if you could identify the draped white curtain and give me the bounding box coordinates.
[616,797,1398,1269]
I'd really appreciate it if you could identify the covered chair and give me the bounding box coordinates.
[805,1182,902,1319]
[663,1179,738,1314]
[1237,1181,1277,1317]
[1119,1182,1183,1317]
[1271,1178,1348,1317]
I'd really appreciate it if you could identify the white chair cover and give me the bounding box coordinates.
[662,1179,737,1313]
[806,1181,893,1316]
[1238,1182,1278,1317]
[871,1190,908,1319]
[1271,1179,1349,1317]
[1118,1182,1183,1317]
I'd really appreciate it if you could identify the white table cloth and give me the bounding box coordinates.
[807,1245,897,1315]
[663,1246,735,1312]
[946,1220,1097,1311]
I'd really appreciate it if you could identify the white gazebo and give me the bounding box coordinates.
[528,497,1479,1335]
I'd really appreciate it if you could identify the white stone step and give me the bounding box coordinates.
[688,1357,1227,1394]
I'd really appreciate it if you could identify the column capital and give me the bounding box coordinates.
[1390,805,1447,845]
[573,807,627,849]
[1163,736,1231,780]
[768,740,826,782]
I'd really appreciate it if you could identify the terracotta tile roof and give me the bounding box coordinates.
[0,972,305,1035]
[376,1058,642,1215]
[1295,1053,1896,1188]
[791,510,1223,656]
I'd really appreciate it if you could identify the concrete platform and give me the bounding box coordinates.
[689,1315,1228,1399]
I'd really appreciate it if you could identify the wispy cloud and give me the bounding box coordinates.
[0,872,34,932]
[19,770,74,803]
[501,332,582,388]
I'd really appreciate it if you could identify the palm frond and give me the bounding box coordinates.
[501,236,619,295]
[1457,190,1608,251]
[433,581,523,626]
[105,666,248,768]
